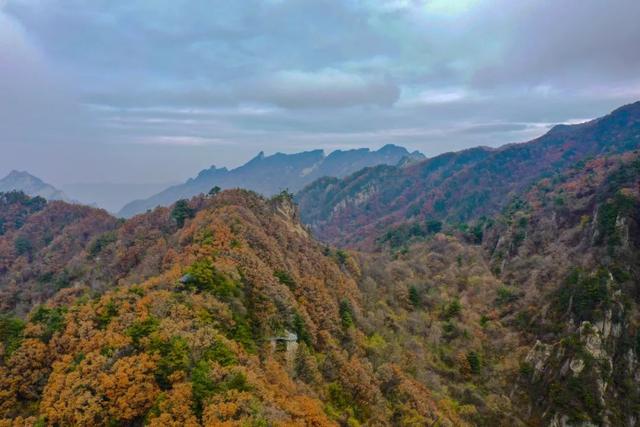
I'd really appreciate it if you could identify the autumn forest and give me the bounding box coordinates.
[0,101,638,426]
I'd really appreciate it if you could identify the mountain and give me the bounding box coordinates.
[1,146,638,425]
[1,101,640,426]
[118,144,423,218]
[296,101,640,249]
[0,190,474,425]
[0,171,69,202]
[481,149,640,425]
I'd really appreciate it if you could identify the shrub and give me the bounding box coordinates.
[409,286,421,308]
[153,336,191,389]
[442,298,462,320]
[14,235,33,256]
[229,312,256,353]
[95,298,119,329]
[88,231,117,258]
[0,315,25,357]
[171,199,194,228]
[340,299,355,329]
[495,286,518,305]
[184,259,237,297]
[519,361,533,377]
[191,362,250,417]
[31,305,67,343]
[595,191,636,247]
[274,270,296,290]
[126,316,159,346]
[191,360,216,416]
[202,340,237,367]
[292,313,312,346]
[466,351,482,374]
[442,321,461,341]
[558,269,610,322]
[335,250,349,266]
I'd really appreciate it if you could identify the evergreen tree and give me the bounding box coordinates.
[171,199,194,228]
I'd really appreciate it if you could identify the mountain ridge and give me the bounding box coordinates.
[297,101,640,249]
[118,144,423,218]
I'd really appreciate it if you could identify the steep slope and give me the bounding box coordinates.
[297,101,640,249]
[373,149,640,425]
[119,144,422,218]
[0,190,471,426]
[0,191,180,316]
[482,151,640,426]
[0,171,69,202]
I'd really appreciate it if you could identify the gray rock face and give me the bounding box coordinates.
[523,290,634,427]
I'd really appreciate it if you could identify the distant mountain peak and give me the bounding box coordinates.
[378,143,405,153]
[0,170,69,201]
[6,170,42,180]
[118,145,421,217]
[251,151,265,161]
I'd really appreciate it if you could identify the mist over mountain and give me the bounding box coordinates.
[119,144,423,218]
[0,170,69,202]
[62,182,178,214]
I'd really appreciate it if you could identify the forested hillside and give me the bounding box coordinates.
[0,102,639,426]
[1,142,637,425]
[297,101,640,249]
[361,147,640,425]
[0,190,470,426]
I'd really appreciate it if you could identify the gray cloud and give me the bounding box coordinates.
[1,0,639,188]
[0,12,92,145]
[244,70,400,108]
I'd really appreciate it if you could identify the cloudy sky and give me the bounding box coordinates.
[1,0,640,185]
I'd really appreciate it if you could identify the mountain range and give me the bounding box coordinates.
[297,101,640,248]
[0,101,639,426]
[118,144,423,218]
